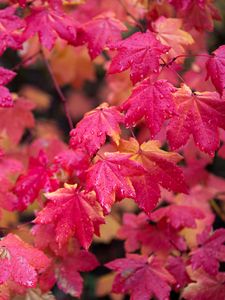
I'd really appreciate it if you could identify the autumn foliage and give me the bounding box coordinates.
[0,0,225,299]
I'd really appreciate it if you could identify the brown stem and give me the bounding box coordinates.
[41,49,74,130]
[160,57,187,85]
[171,53,211,64]
[13,50,41,71]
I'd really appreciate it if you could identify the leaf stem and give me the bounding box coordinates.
[117,0,145,32]
[160,57,187,85]
[210,199,225,222]
[41,49,74,131]
[13,50,41,71]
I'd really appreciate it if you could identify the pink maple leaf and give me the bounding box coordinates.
[151,204,204,230]
[0,234,50,288]
[191,228,225,275]
[206,45,225,95]
[182,270,225,300]
[77,12,127,59]
[117,212,149,252]
[166,256,190,289]
[56,247,99,297]
[106,254,175,300]
[0,98,35,144]
[0,6,24,55]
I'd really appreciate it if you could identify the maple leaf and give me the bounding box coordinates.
[190,228,225,275]
[168,0,221,31]
[86,152,145,213]
[0,233,50,288]
[0,98,35,144]
[121,79,176,137]
[77,12,127,59]
[106,254,175,300]
[0,67,16,86]
[206,45,225,95]
[182,269,225,300]
[56,247,99,297]
[0,86,14,108]
[118,213,187,255]
[0,67,16,107]
[166,84,225,155]
[70,103,124,156]
[34,184,105,249]
[166,256,190,289]
[54,148,90,177]
[23,6,77,50]
[0,6,24,55]
[138,219,187,255]
[12,151,59,211]
[32,224,60,256]
[151,204,204,230]
[108,30,169,84]
[117,212,149,252]
[152,17,194,60]
[118,138,187,215]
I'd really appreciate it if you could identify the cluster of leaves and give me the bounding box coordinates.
[0,0,225,299]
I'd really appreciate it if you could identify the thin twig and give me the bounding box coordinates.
[41,49,74,130]
[160,57,187,85]
[210,199,225,222]
[118,0,145,32]
[13,50,41,71]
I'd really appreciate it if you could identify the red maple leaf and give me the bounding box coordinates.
[0,6,24,55]
[167,84,225,155]
[0,67,16,108]
[55,247,99,297]
[0,98,35,144]
[119,138,187,215]
[191,228,225,275]
[23,6,77,50]
[117,212,149,252]
[86,152,145,213]
[106,254,175,300]
[108,30,169,84]
[54,148,90,177]
[206,45,225,95]
[0,86,14,108]
[118,213,187,255]
[121,79,176,137]
[12,150,59,211]
[168,0,221,31]
[138,219,187,255]
[182,270,225,300]
[166,256,190,289]
[34,184,105,249]
[0,233,50,288]
[32,224,60,256]
[151,204,204,230]
[77,12,127,59]
[70,103,124,156]
[0,67,16,86]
